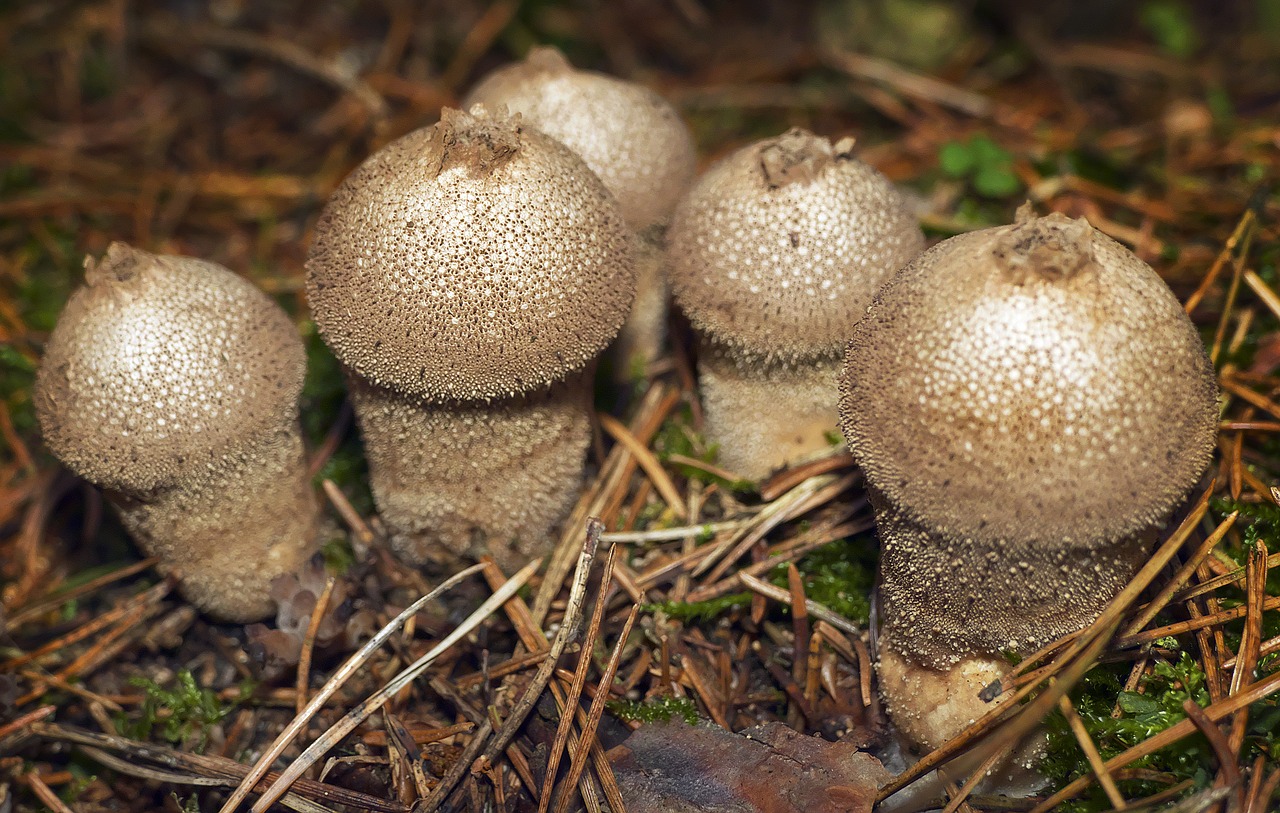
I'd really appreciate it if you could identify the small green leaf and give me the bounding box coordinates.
[1117,691,1160,716]
[973,165,1021,198]
[938,140,976,176]
[1140,1,1200,58]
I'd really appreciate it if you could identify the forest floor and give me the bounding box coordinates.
[2,2,1279,812]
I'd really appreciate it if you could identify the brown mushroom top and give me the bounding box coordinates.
[839,211,1219,548]
[306,106,636,402]
[667,128,923,362]
[34,243,306,494]
[464,47,696,232]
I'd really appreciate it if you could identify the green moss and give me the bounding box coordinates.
[120,670,248,752]
[771,535,877,625]
[652,405,755,492]
[1042,654,1215,812]
[643,593,751,624]
[607,695,700,725]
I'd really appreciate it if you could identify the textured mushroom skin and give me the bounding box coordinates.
[36,245,305,493]
[842,214,1218,557]
[839,213,1218,755]
[307,107,636,403]
[347,370,591,571]
[307,108,634,566]
[112,429,319,622]
[698,340,842,479]
[35,244,318,622]
[465,47,697,373]
[464,46,697,233]
[668,128,923,363]
[668,128,923,476]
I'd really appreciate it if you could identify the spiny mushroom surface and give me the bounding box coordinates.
[668,127,923,479]
[307,106,634,569]
[838,209,1218,755]
[465,46,697,375]
[35,243,319,622]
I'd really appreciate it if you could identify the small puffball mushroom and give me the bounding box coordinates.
[838,208,1219,755]
[307,106,634,570]
[465,46,697,372]
[34,243,319,622]
[668,127,923,479]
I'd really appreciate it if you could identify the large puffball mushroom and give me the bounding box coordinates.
[464,46,696,373]
[668,127,924,480]
[34,243,320,623]
[306,106,635,570]
[838,208,1219,756]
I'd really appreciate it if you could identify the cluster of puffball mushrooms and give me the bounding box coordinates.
[34,47,1219,775]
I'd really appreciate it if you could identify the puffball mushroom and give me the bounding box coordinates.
[464,46,696,373]
[668,127,924,479]
[34,243,320,623]
[306,106,634,570]
[838,208,1219,755]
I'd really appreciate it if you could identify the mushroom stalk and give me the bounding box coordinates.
[668,128,923,480]
[35,243,319,622]
[839,209,1219,764]
[697,340,843,476]
[111,429,319,621]
[307,107,635,570]
[347,368,593,568]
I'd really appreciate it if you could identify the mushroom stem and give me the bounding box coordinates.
[697,339,842,480]
[611,231,669,377]
[35,243,319,622]
[872,492,1159,672]
[112,428,319,623]
[347,367,594,571]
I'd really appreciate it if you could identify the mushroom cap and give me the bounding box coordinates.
[667,128,923,362]
[464,47,697,232]
[839,212,1219,547]
[306,106,635,402]
[34,243,306,494]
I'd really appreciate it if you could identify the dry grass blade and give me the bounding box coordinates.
[81,746,340,813]
[6,556,159,628]
[420,520,602,813]
[32,722,406,812]
[296,576,337,714]
[1121,511,1237,638]
[1058,691,1127,809]
[600,519,745,544]
[218,562,487,813]
[552,603,639,813]
[248,559,538,813]
[532,384,677,625]
[738,571,863,638]
[598,412,688,521]
[538,545,619,813]
[1029,667,1280,812]
[1185,208,1256,316]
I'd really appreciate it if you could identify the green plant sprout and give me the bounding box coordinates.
[938,135,1021,198]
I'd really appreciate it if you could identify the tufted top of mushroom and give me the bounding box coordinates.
[464,46,696,232]
[840,211,1219,548]
[667,127,923,363]
[306,106,636,402]
[34,242,306,494]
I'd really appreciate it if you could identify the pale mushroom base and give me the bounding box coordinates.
[698,341,841,481]
[876,644,1048,804]
[111,426,320,623]
[349,369,593,572]
[610,231,668,380]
